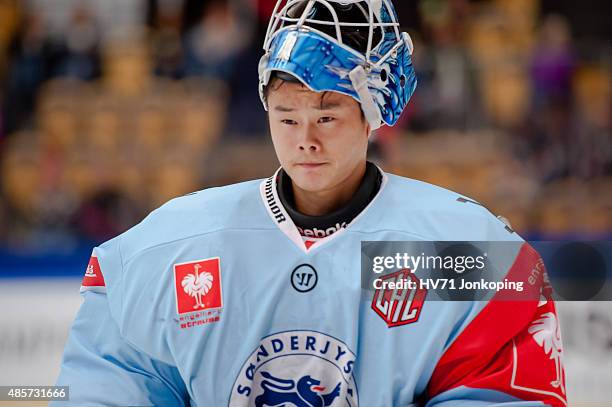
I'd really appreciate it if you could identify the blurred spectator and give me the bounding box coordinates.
[2,3,101,135]
[0,0,21,89]
[414,0,478,130]
[55,4,102,80]
[571,66,612,178]
[148,0,184,78]
[520,100,573,183]
[513,14,579,183]
[529,14,576,111]
[0,101,4,141]
[182,0,249,81]
[255,0,277,26]
[72,188,143,244]
[0,193,8,242]
[3,11,51,133]
[220,0,268,138]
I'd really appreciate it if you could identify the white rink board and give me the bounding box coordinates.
[0,278,82,386]
[556,302,612,407]
[0,279,610,405]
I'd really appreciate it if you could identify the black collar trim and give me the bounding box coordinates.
[276,161,382,236]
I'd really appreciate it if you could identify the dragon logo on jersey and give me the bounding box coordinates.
[254,372,340,407]
[230,331,358,406]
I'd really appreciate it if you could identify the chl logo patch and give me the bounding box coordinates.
[372,269,427,327]
[229,331,358,406]
[291,264,318,293]
[174,257,223,315]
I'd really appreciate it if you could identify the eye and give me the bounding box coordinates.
[281,119,297,125]
[318,116,334,124]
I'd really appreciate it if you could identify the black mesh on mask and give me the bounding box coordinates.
[286,1,382,54]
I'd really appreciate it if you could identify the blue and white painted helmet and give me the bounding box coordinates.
[259,0,417,130]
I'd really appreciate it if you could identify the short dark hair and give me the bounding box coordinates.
[262,71,301,100]
[263,72,365,121]
[262,72,333,111]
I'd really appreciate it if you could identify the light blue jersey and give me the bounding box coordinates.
[54,169,567,406]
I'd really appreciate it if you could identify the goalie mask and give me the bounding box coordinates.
[258,0,417,130]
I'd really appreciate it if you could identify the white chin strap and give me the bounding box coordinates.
[349,65,383,130]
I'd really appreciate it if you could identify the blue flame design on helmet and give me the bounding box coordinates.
[258,0,417,129]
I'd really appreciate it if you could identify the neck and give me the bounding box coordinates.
[292,161,367,216]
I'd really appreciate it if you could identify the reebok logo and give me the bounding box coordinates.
[298,222,347,238]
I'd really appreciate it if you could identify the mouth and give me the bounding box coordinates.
[311,386,326,392]
[295,162,327,169]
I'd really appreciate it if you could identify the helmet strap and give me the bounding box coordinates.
[258,53,271,111]
[349,65,382,130]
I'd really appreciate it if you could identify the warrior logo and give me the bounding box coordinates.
[291,264,318,293]
[264,176,286,224]
[230,331,358,406]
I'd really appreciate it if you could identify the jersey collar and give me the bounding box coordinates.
[259,163,388,253]
[276,161,382,238]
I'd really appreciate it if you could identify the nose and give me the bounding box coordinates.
[297,124,321,152]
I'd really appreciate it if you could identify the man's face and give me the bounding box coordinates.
[267,81,370,193]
